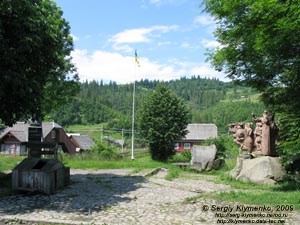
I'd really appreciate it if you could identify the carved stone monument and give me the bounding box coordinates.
[252,111,278,156]
[229,111,283,185]
[228,111,278,156]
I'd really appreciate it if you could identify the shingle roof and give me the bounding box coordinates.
[71,135,95,150]
[42,122,62,138]
[183,123,218,140]
[0,122,62,142]
[0,122,29,142]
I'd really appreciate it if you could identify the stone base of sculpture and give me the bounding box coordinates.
[230,155,284,185]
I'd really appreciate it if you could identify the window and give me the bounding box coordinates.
[184,143,191,150]
[174,143,179,150]
[51,130,56,139]
[20,146,27,155]
[1,144,9,154]
[1,144,15,155]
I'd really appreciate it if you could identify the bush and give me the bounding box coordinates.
[91,141,120,159]
[171,151,191,162]
[202,134,239,159]
[276,114,300,181]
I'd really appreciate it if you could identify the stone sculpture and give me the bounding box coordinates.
[229,111,282,185]
[228,122,254,154]
[252,111,278,156]
[229,111,278,156]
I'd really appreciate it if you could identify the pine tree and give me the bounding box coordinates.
[138,84,190,161]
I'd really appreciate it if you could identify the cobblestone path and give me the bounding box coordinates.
[0,169,299,225]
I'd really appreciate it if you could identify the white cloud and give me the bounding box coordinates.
[149,0,188,7]
[149,0,161,6]
[181,42,190,48]
[193,15,215,26]
[190,63,229,81]
[71,49,228,84]
[112,44,133,53]
[109,25,178,52]
[110,28,152,44]
[110,25,178,44]
[72,49,184,84]
[158,41,172,46]
[71,34,79,41]
[201,39,220,48]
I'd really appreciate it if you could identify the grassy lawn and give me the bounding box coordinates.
[0,155,26,196]
[182,159,300,210]
[0,155,25,172]
[63,154,173,170]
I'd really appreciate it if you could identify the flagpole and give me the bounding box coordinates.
[131,52,137,160]
[131,75,135,160]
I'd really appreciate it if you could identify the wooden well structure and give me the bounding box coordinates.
[12,123,70,194]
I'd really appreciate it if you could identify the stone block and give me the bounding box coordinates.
[190,145,217,171]
[231,156,284,185]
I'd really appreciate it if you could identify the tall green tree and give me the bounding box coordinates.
[203,0,300,114]
[0,0,79,126]
[204,0,300,175]
[138,84,190,161]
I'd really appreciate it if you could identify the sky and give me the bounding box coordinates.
[54,0,227,84]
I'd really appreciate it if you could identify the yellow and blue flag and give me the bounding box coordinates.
[135,50,140,67]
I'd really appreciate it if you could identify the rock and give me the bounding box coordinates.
[212,158,225,170]
[231,156,284,185]
[230,154,253,178]
[190,145,217,171]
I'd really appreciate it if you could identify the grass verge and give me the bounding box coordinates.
[0,155,25,172]
[63,155,173,170]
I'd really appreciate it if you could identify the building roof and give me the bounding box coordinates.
[70,135,95,150]
[42,122,62,138]
[0,122,62,142]
[183,123,218,141]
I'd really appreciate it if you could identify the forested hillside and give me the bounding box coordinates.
[47,76,265,133]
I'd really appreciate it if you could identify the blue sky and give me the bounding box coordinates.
[55,0,226,84]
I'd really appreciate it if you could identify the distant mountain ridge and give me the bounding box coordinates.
[47,76,264,133]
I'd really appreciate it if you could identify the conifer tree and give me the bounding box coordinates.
[138,84,190,161]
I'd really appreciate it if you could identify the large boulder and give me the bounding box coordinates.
[230,156,284,185]
[191,145,217,171]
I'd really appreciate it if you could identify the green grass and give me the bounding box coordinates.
[63,155,172,170]
[65,123,124,141]
[208,190,300,210]
[65,123,105,141]
[165,167,181,181]
[0,155,24,196]
[0,155,25,172]
[183,171,300,210]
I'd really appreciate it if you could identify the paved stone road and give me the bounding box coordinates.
[0,169,299,225]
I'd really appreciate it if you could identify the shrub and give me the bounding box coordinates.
[91,141,120,159]
[276,113,300,181]
[171,150,191,162]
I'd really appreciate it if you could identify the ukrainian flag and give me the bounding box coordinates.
[135,50,140,67]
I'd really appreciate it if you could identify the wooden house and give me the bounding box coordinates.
[175,123,218,152]
[0,122,76,156]
[69,134,95,153]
